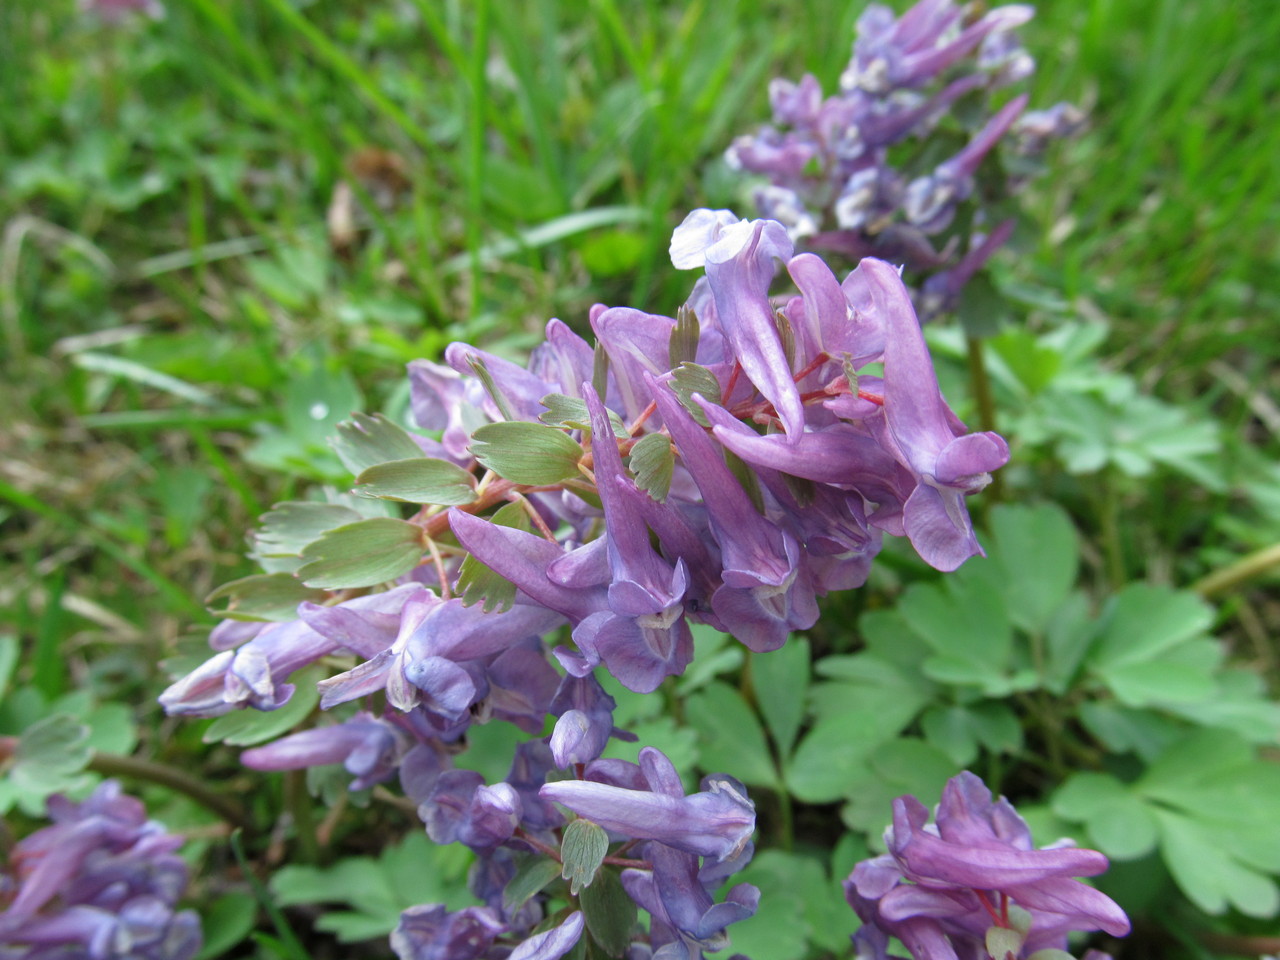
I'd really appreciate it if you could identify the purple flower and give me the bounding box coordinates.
[846,772,1129,960]
[863,258,1008,570]
[240,711,412,790]
[0,782,200,960]
[540,747,755,863]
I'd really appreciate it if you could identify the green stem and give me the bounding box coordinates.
[1099,471,1126,589]
[88,751,255,832]
[1192,541,1280,598]
[965,334,1003,502]
[285,769,319,864]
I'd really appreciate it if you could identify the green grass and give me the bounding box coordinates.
[1,1,1278,953]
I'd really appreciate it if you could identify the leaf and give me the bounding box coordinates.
[195,892,259,960]
[731,850,847,960]
[297,518,424,589]
[986,503,1078,634]
[561,819,609,896]
[206,573,328,622]
[1088,584,1214,671]
[685,681,778,789]
[331,412,427,475]
[1155,809,1279,917]
[752,639,808,758]
[897,571,1018,696]
[355,458,477,505]
[669,363,721,427]
[579,867,637,959]
[470,421,584,485]
[1101,644,1218,707]
[455,503,532,612]
[253,502,363,558]
[540,394,627,437]
[839,739,959,837]
[270,833,472,942]
[628,432,674,502]
[1052,773,1158,860]
[2,713,93,815]
[503,856,562,918]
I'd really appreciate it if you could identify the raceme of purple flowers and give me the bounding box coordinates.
[726,0,1084,320]
[0,781,201,960]
[157,206,1021,959]
[846,772,1129,960]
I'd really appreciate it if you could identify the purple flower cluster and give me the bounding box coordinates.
[727,0,1083,319]
[846,772,1129,960]
[0,781,201,960]
[160,209,1009,959]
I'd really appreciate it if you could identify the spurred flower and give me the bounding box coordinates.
[846,772,1128,960]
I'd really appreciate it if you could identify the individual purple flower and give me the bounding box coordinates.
[846,772,1129,960]
[239,710,412,790]
[0,781,200,960]
[390,906,583,960]
[863,258,1008,569]
[540,747,755,863]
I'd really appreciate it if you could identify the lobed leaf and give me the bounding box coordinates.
[561,818,609,895]
[355,458,477,505]
[331,412,427,475]
[471,421,584,485]
[628,432,674,502]
[206,572,328,622]
[297,518,424,589]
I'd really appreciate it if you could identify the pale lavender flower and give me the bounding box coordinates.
[846,772,1128,960]
[540,747,755,863]
[240,710,412,790]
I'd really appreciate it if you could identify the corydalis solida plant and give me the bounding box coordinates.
[727,0,1084,320]
[158,209,1026,960]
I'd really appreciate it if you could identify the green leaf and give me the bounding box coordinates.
[752,639,808,757]
[355,458,477,505]
[1088,584,1214,671]
[1101,640,1219,706]
[685,681,778,789]
[196,892,259,960]
[954,271,1011,339]
[206,573,328,622]
[253,502,363,558]
[503,856,562,918]
[628,432,674,502]
[839,739,959,837]
[270,833,472,942]
[203,670,322,746]
[579,867,637,959]
[561,818,609,895]
[669,362,721,427]
[1155,808,1279,917]
[470,421,584,485]
[2,713,93,815]
[297,518,424,589]
[539,394,627,437]
[455,503,531,612]
[987,503,1078,634]
[731,849,848,960]
[331,412,427,475]
[1052,773,1158,860]
[897,569,1018,695]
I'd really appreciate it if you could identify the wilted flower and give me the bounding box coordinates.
[846,772,1129,960]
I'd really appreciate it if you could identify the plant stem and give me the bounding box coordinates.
[88,751,255,832]
[1192,541,1280,597]
[965,334,1003,501]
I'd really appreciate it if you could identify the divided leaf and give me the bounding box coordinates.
[471,421,584,485]
[628,432,674,502]
[355,458,477,505]
[561,818,609,895]
[206,572,328,622]
[332,412,426,475]
[540,394,627,437]
[297,518,424,589]
[669,363,721,427]
[253,502,363,558]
